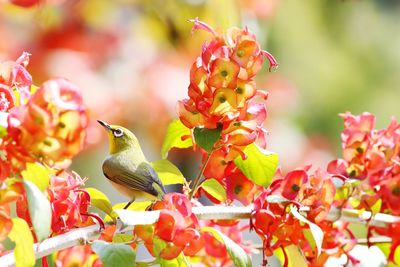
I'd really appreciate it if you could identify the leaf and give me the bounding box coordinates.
[9,218,35,267]
[201,227,251,267]
[151,159,185,185]
[92,240,136,267]
[193,124,222,153]
[161,119,193,159]
[290,206,323,256]
[21,163,54,191]
[104,201,151,222]
[371,198,382,215]
[113,233,134,243]
[201,179,227,202]
[234,144,279,187]
[86,187,113,217]
[159,253,190,267]
[23,180,51,242]
[376,243,400,267]
[0,125,6,138]
[275,245,308,267]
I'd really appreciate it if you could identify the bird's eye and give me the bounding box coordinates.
[113,128,124,138]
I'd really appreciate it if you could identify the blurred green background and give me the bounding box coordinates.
[1,0,399,204]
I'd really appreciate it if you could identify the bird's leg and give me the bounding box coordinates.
[123,198,135,209]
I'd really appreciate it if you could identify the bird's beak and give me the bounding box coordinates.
[97,120,111,131]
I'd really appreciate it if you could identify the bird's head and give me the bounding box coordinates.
[97,120,140,154]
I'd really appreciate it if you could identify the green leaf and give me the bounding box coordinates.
[371,198,382,215]
[0,126,6,138]
[159,254,190,267]
[86,187,113,217]
[201,178,227,202]
[21,163,54,191]
[151,159,185,185]
[92,241,136,267]
[275,245,308,267]
[34,255,55,267]
[290,206,323,256]
[23,180,51,242]
[161,119,193,159]
[104,201,151,222]
[377,243,400,267]
[9,218,35,267]
[201,227,251,267]
[193,124,222,153]
[234,144,279,187]
[112,233,135,243]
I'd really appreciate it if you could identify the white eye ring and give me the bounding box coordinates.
[113,128,124,138]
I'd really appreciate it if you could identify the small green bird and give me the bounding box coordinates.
[98,120,166,209]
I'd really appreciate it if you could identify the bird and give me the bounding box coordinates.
[97,120,166,209]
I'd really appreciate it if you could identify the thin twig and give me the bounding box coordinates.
[188,151,213,199]
[252,236,393,250]
[1,206,400,267]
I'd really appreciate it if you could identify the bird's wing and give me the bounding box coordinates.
[104,161,165,197]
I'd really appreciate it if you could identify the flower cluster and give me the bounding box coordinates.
[250,167,356,266]
[328,114,400,201]
[178,19,276,148]
[0,53,91,250]
[48,172,92,234]
[178,19,277,203]
[0,54,88,179]
[15,171,92,237]
[328,112,400,263]
[135,193,203,260]
[6,78,88,170]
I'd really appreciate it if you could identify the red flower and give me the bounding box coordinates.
[378,174,400,215]
[203,231,227,258]
[56,245,95,267]
[225,163,260,205]
[140,193,203,260]
[47,172,91,234]
[280,169,308,200]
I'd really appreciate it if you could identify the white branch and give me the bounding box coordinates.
[0,112,8,128]
[1,206,399,267]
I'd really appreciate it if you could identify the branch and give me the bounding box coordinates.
[1,205,400,266]
[0,111,8,128]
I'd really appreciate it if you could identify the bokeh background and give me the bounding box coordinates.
[1,0,399,265]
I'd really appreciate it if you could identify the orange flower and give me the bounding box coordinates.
[56,245,94,267]
[6,78,88,170]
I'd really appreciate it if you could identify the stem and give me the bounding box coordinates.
[188,151,213,199]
